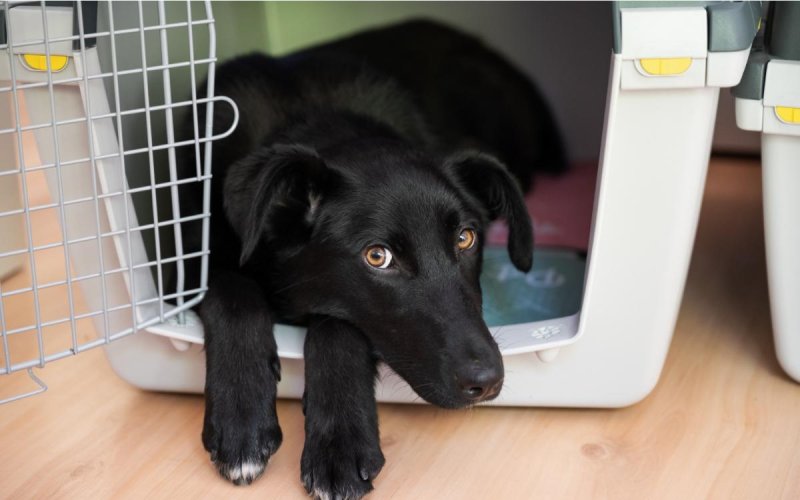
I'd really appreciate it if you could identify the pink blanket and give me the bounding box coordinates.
[487,162,598,251]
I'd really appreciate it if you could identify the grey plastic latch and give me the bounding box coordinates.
[612,1,762,54]
[766,2,800,61]
[707,1,762,52]
[732,49,770,100]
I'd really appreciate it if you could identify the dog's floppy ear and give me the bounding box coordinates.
[224,144,338,265]
[443,151,534,272]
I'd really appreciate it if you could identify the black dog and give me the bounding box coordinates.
[178,19,564,499]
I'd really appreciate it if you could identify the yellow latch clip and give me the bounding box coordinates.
[21,54,69,72]
[639,58,692,76]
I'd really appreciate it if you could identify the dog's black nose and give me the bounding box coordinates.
[457,365,503,402]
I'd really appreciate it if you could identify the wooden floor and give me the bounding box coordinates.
[1,157,799,499]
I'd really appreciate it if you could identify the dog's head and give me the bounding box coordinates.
[224,140,533,408]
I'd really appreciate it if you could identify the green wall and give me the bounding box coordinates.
[214,2,480,58]
[211,1,270,60]
[210,1,617,163]
[263,2,485,55]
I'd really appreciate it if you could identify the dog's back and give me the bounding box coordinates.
[191,19,564,184]
[303,20,566,182]
[177,19,564,289]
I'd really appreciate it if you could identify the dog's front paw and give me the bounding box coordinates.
[203,412,283,486]
[301,430,385,500]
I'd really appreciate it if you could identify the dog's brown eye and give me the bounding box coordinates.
[457,228,477,251]
[364,245,393,269]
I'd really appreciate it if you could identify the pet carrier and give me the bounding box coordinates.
[734,2,800,383]
[0,1,766,406]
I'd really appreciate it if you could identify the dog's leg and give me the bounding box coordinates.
[301,317,385,500]
[200,270,282,485]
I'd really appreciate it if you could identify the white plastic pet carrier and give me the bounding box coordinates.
[733,1,800,383]
[2,1,789,406]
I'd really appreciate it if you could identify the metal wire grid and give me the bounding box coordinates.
[0,0,237,402]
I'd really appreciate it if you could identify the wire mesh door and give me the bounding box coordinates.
[0,0,236,403]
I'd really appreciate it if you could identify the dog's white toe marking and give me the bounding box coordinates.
[223,459,265,484]
[241,460,264,479]
[312,488,333,500]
